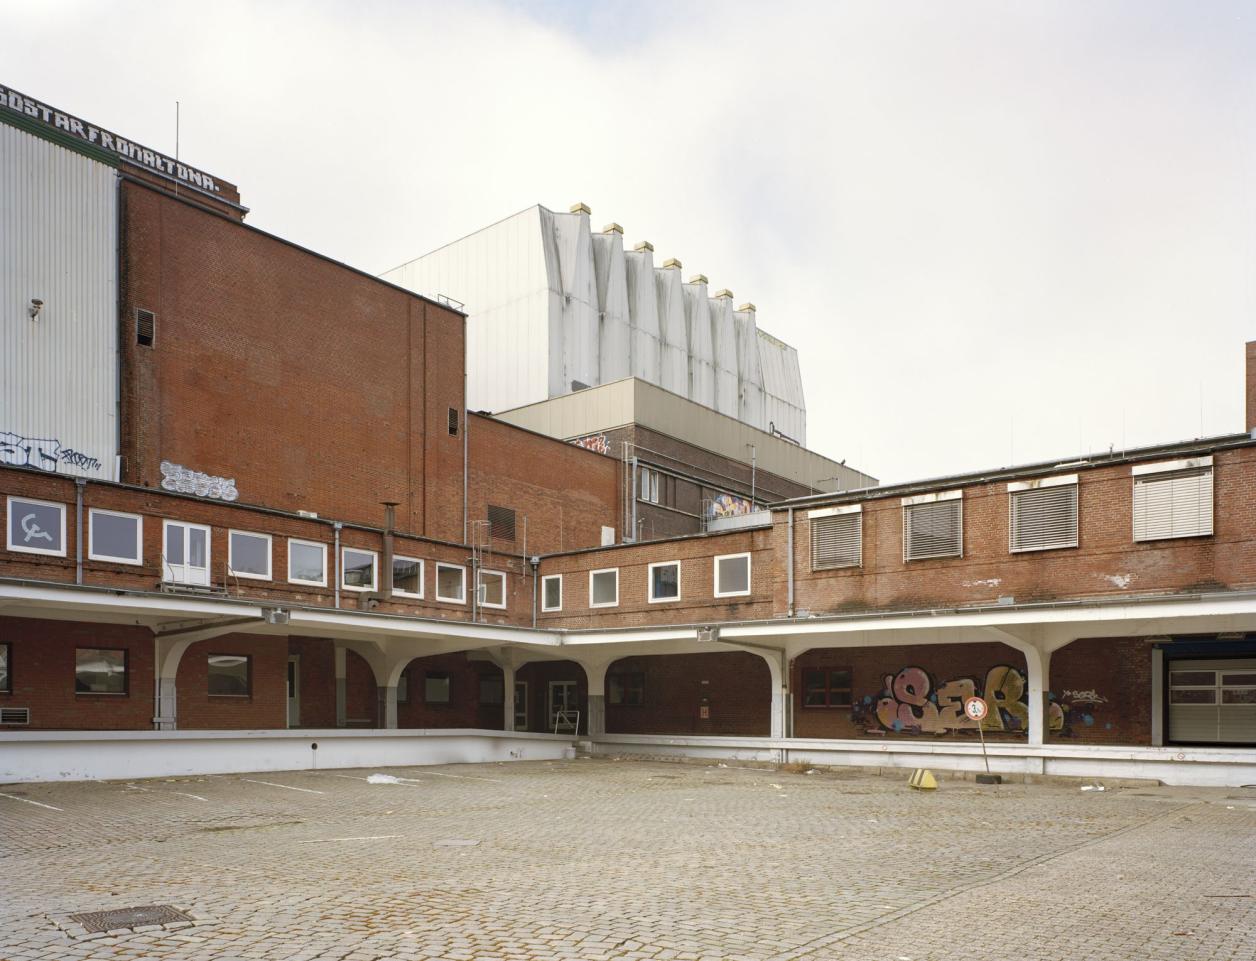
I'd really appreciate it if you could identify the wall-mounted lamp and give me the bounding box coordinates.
[28,298,44,320]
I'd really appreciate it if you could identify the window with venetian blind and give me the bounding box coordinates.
[1132,457,1213,542]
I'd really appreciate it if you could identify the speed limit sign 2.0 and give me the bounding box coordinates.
[964,697,988,721]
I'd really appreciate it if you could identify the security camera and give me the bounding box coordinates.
[28,299,43,319]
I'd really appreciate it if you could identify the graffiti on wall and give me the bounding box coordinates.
[710,492,754,518]
[571,433,611,455]
[1050,687,1113,735]
[1,431,103,473]
[159,461,239,501]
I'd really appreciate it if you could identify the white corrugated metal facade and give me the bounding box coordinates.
[1,121,118,480]
[382,204,807,443]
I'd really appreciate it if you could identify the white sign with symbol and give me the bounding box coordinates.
[964,696,988,721]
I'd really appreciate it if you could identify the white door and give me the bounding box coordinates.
[164,521,211,586]
[514,681,528,731]
[287,656,301,728]
[549,680,577,732]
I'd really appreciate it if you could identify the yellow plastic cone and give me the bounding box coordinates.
[908,769,937,791]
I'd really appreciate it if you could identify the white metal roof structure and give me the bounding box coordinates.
[382,204,807,443]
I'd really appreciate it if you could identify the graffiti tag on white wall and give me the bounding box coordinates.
[571,433,611,455]
[160,461,239,501]
[0,431,103,473]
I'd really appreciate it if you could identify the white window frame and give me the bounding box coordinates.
[639,465,659,503]
[647,560,682,604]
[287,538,327,587]
[901,489,963,562]
[6,495,67,558]
[435,562,467,604]
[87,508,143,565]
[1132,456,1214,543]
[589,567,619,608]
[340,547,378,593]
[1007,474,1079,554]
[477,569,507,609]
[809,504,863,570]
[162,519,212,586]
[392,555,425,599]
[227,529,272,581]
[713,552,752,598]
[541,574,563,612]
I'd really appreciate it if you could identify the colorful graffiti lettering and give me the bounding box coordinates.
[159,461,239,501]
[864,664,1062,736]
[0,431,102,473]
[571,433,611,455]
[710,492,754,518]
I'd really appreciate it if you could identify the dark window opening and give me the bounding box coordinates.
[802,668,852,708]
[208,654,251,696]
[608,672,645,706]
[136,308,155,347]
[425,671,451,704]
[448,408,459,436]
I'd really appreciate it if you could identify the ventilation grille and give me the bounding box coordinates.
[904,500,962,561]
[1133,467,1213,541]
[136,308,155,347]
[1010,485,1078,552]
[811,513,861,570]
[447,407,459,436]
[0,707,30,725]
[487,505,516,541]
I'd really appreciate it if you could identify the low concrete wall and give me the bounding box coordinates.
[590,734,1256,787]
[0,728,576,784]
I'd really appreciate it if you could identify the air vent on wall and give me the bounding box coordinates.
[136,308,156,347]
[488,504,516,541]
[0,707,30,725]
[447,407,459,436]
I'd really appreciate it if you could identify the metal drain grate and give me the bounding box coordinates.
[69,904,194,934]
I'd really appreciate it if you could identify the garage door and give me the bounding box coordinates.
[1168,659,1256,745]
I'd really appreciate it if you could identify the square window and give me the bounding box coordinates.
[810,508,862,570]
[88,509,142,565]
[1008,477,1078,553]
[541,574,562,612]
[902,494,963,561]
[648,561,681,603]
[288,539,327,586]
[589,568,619,608]
[0,643,10,694]
[478,569,507,609]
[479,675,504,704]
[1133,459,1213,542]
[393,556,424,598]
[608,672,645,706]
[425,672,451,704]
[75,647,127,694]
[714,553,751,597]
[802,667,852,708]
[436,563,466,603]
[341,548,377,591]
[208,654,251,696]
[6,496,66,557]
[228,530,272,580]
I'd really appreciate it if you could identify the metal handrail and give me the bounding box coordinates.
[553,708,581,736]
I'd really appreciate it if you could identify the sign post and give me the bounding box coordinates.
[965,696,1000,784]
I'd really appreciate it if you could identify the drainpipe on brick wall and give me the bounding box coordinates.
[75,479,86,585]
[359,502,398,610]
[786,507,795,617]
[530,555,539,629]
[333,522,342,609]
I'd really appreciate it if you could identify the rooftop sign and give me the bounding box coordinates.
[0,83,239,202]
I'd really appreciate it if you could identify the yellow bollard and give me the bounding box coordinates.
[907,769,938,791]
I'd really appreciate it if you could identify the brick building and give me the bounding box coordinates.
[2,83,1254,787]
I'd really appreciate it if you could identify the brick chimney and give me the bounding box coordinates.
[1247,341,1256,431]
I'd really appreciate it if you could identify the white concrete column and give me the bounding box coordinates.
[580,660,610,738]
[501,663,516,732]
[1025,645,1051,748]
[334,644,348,729]
[746,650,786,739]
[155,677,178,731]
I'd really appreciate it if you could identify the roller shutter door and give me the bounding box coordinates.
[1168,658,1256,744]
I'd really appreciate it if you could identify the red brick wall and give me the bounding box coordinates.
[516,660,586,734]
[175,634,287,730]
[118,179,466,541]
[468,415,621,555]
[345,649,378,726]
[0,617,153,730]
[396,653,504,730]
[288,636,337,729]
[606,652,770,736]
[1048,636,1152,745]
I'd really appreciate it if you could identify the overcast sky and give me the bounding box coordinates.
[5,0,1254,483]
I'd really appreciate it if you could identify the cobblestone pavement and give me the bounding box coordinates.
[1,758,1253,961]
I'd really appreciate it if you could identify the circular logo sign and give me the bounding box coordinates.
[964,697,988,721]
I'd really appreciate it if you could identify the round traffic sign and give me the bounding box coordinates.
[964,696,988,721]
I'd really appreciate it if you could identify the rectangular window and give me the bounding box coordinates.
[589,568,619,608]
[810,506,862,570]
[802,668,852,708]
[163,520,211,586]
[1009,475,1078,553]
[541,574,563,612]
[6,496,66,557]
[1132,457,1213,542]
[75,647,127,695]
[228,530,272,580]
[0,643,10,694]
[287,538,327,586]
[208,654,251,696]
[425,671,451,704]
[479,675,504,704]
[714,552,751,597]
[902,491,963,561]
[436,562,466,603]
[487,504,516,541]
[136,308,156,347]
[393,556,424,598]
[448,407,459,436]
[88,508,142,565]
[341,548,377,591]
[608,672,645,706]
[648,561,681,603]
[638,466,660,504]
[478,569,507,609]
